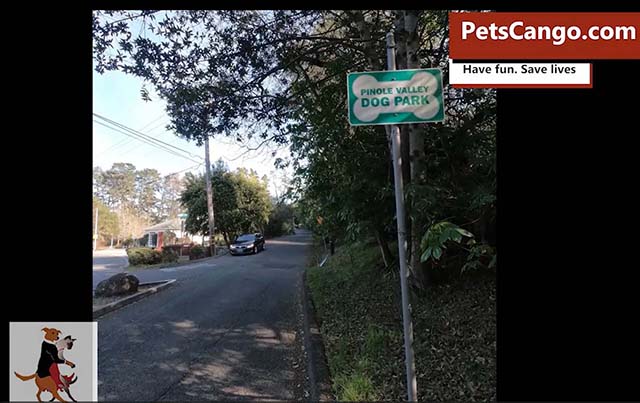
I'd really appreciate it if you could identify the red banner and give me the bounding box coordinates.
[449,12,640,59]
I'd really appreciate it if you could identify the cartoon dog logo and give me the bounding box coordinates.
[14,327,79,402]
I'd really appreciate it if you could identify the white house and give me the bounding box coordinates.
[143,217,217,249]
[142,218,186,249]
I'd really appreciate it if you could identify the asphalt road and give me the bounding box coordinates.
[96,230,313,401]
[93,248,129,290]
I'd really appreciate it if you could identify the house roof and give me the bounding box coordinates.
[143,218,182,233]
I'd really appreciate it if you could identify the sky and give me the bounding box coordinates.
[92,69,293,197]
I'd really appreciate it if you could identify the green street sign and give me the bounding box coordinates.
[347,68,444,126]
[178,213,188,219]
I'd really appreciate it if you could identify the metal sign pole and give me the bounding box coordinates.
[386,30,418,402]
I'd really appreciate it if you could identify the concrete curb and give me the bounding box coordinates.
[302,271,334,401]
[93,279,177,319]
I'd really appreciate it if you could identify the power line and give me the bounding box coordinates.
[93,114,207,195]
[96,137,134,158]
[93,119,202,164]
[93,116,203,163]
[145,118,170,133]
[94,119,198,163]
[96,115,172,159]
[95,114,166,159]
[138,113,167,131]
[171,162,204,176]
[93,113,204,162]
[94,113,201,160]
[115,139,146,159]
[95,113,190,156]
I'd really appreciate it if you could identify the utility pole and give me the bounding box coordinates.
[386,31,418,402]
[93,208,99,252]
[204,135,216,257]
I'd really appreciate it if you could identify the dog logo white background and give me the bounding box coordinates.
[9,322,98,402]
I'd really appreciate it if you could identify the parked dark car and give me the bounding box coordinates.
[229,233,265,255]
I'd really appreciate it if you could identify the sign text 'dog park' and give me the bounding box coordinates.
[347,68,445,126]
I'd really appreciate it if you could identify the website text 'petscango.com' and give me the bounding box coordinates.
[448,12,639,88]
[461,20,635,46]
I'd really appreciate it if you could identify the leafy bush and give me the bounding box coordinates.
[161,247,179,263]
[420,221,473,263]
[122,237,138,248]
[126,247,162,266]
[462,241,497,273]
[420,221,497,274]
[162,244,183,254]
[189,244,205,260]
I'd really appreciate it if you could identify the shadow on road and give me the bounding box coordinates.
[100,318,300,401]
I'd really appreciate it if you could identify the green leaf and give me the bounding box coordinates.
[489,254,497,268]
[433,247,442,260]
[420,247,433,262]
[456,228,474,238]
[438,231,450,244]
[421,229,431,245]
[420,232,430,249]
[451,231,462,243]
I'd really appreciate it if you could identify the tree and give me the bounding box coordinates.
[180,166,273,247]
[99,162,137,209]
[135,168,162,222]
[93,163,155,243]
[158,173,184,221]
[231,168,272,234]
[265,200,295,238]
[93,196,120,245]
[93,166,109,202]
[92,11,394,143]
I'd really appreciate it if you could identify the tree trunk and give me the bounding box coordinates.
[375,227,393,269]
[353,10,381,70]
[394,10,415,281]
[404,10,427,289]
